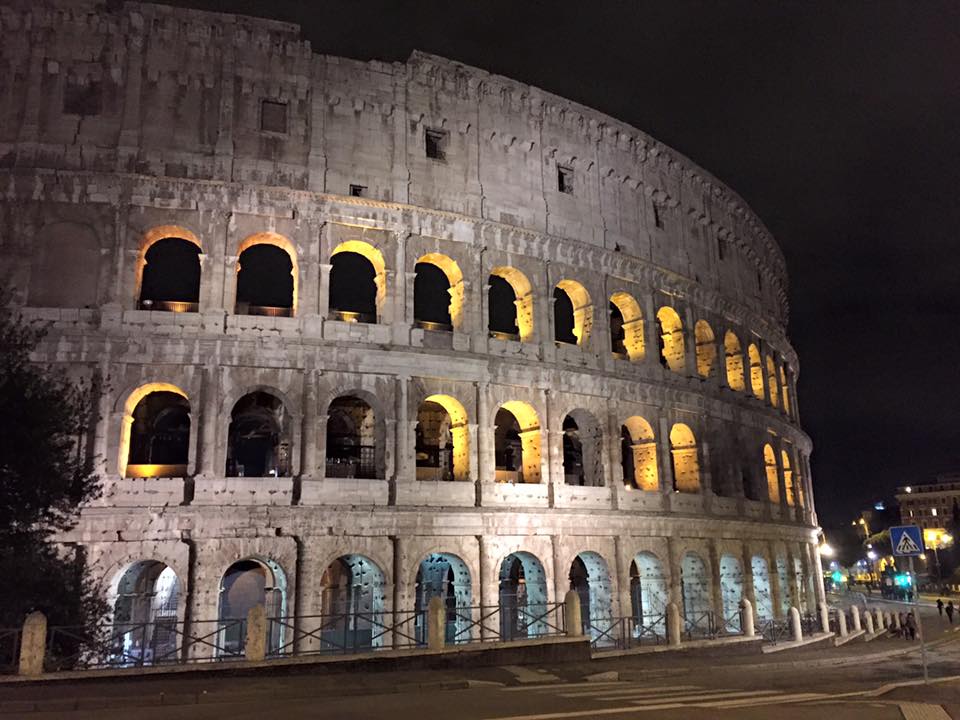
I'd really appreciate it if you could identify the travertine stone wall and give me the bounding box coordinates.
[0,0,823,636]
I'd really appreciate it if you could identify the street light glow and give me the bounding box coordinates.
[819,542,835,557]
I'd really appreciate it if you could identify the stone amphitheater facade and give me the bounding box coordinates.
[0,0,822,655]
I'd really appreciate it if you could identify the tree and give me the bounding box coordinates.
[0,296,105,633]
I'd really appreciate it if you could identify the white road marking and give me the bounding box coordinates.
[899,702,952,720]
[705,692,827,708]
[500,680,626,692]
[557,684,700,698]
[500,665,562,684]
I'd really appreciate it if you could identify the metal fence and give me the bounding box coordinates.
[758,618,791,645]
[586,615,665,650]
[0,628,20,673]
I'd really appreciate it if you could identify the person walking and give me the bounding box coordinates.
[938,598,945,617]
[906,612,917,640]
[947,601,955,625]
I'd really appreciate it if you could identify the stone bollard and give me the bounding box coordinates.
[874,609,884,630]
[667,602,682,647]
[563,590,583,638]
[837,610,848,637]
[864,610,875,635]
[892,613,900,631]
[244,604,267,662]
[18,611,47,677]
[740,599,755,637]
[885,612,893,630]
[851,606,862,631]
[819,602,830,634]
[789,607,802,642]
[427,596,446,651]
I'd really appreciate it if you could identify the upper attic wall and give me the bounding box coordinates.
[0,0,790,324]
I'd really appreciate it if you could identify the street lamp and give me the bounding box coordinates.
[819,542,835,558]
[923,530,954,582]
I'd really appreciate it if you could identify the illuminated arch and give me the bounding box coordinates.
[748,344,765,399]
[609,292,645,360]
[763,443,780,503]
[118,383,189,478]
[656,307,685,373]
[416,393,470,481]
[694,320,717,378]
[319,554,385,650]
[669,423,700,493]
[554,279,593,346]
[780,449,794,506]
[218,558,287,657]
[330,240,387,322]
[630,552,668,636]
[416,253,465,330]
[499,552,550,639]
[494,400,541,483]
[621,415,658,491]
[236,232,299,316]
[766,356,780,407]
[779,365,792,416]
[489,266,534,342]
[414,552,472,644]
[135,225,202,307]
[724,331,745,391]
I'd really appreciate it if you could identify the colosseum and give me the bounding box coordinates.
[1,0,822,660]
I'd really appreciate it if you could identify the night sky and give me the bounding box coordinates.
[169,0,960,526]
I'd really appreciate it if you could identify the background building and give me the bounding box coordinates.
[0,0,822,657]
[898,474,960,530]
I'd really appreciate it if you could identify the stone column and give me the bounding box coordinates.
[551,535,567,606]
[613,536,630,618]
[478,535,496,640]
[767,544,784,619]
[741,543,757,625]
[198,366,220,476]
[476,381,493,503]
[658,416,675,497]
[666,536,683,607]
[707,539,725,621]
[391,232,411,345]
[318,263,332,320]
[300,369,319,478]
[394,375,412,487]
[682,306,697,378]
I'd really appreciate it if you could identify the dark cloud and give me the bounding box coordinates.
[169,0,960,524]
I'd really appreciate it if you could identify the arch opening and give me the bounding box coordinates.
[751,555,775,623]
[719,554,744,633]
[111,561,180,665]
[781,450,795,506]
[553,280,592,347]
[680,552,712,638]
[620,416,658,491]
[413,255,462,331]
[488,266,533,342]
[414,553,472,644]
[669,423,701,493]
[218,559,286,657]
[630,552,668,638]
[494,402,541,483]
[766,356,780,407]
[319,554,385,652]
[694,320,717,379]
[499,552,549,640]
[609,292,644,360]
[416,395,470,481]
[656,306,685,373]
[227,391,292,477]
[724,331,745,391]
[138,237,201,313]
[569,552,614,644]
[748,344,765,399]
[763,444,780,504]
[122,386,190,478]
[330,241,385,323]
[235,237,296,317]
[562,410,604,487]
[326,395,379,479]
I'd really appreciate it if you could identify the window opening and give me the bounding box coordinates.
[557,166,574,194]
[260,100,287,133]
[425,128,447,160]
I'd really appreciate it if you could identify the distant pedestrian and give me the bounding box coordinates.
[938,598,945,617]
[906,612,917,641]
[947,602,955,625]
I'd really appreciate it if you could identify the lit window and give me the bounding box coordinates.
[932,508,938,517]
[425,128,447,160]
[557,166,574,194]
[261,100,288,133]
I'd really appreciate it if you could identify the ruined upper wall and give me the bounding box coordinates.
[0,0,790,324]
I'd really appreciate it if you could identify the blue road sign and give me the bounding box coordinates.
[890,525,925,557]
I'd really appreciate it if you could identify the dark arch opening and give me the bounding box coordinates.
[128,391,190,467]
[610,302,626,355]
[235,245,293,316]
[620,425,635,488]
[494,407,523,479]
[553,287,576,344]
[140,238,201,312]
[562,415,585,486]
[414,262,452,329]
[488,275,519,338]
[227,392,291,477]
[330,252,377,322]
[326,396,377,479]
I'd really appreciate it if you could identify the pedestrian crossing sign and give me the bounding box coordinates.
[891,525,925,557]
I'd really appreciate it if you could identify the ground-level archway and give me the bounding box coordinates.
[680,552,712,638]
[569,552,613,643]
[630,552,668,638]
[111,561,180,665]
[499,552,550,640]
[319,554,386,652]
[719,554,744,633]
[414,553,472,644]
[218,559,287,658]
[751,555,775,623]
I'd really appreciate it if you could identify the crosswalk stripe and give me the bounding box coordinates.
[501,680,626,692]
[558,684,701,698]
[625,690,782,706]
[704,692,825,708]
